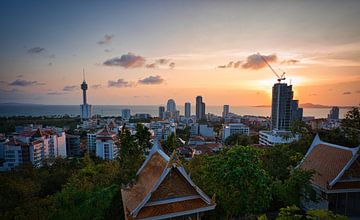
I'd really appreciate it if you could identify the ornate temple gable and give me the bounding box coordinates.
[148,168,198,202]
[340,156,360,180]
[298,134,360,192]
[121,141,216,220]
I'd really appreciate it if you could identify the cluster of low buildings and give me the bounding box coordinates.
[0,125,67,171]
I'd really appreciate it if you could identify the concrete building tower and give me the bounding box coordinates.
[328,107,339,120]
[185,102,191,118]
[271,83,302,130]
[80,69,92,120]
[196,96,206,121]
[223,105,229,118]
[166,99,176,114]
[159,106,165,119]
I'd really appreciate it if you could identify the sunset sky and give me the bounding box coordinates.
[0,0,359,106]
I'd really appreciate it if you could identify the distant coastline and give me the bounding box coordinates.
[254,103,356,109]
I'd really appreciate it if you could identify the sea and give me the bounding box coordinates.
[0,104,352,119]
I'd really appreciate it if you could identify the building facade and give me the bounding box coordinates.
[222,105,229,118]
[122,109,131,120]
[185,102,191,118]
[222,123,250,141]
[271,83,302,131]
[196,96,206,121]
[328,106,340,120]
[95,126,118,160]
[159,106,165,119]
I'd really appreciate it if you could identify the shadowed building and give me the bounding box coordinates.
[121,141,216,220]
[298,135,360,217]
[271,83,302,130]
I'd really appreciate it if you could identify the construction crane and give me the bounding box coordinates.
[257,53,286,83]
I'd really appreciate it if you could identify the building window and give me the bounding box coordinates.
[104,144,110,160]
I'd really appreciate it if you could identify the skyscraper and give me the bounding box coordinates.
[271,83,302,130]
[159,106,165,119]
[185,102,191,118]
[166,99,176,114]
[328,107,339,120]
[222,105,229,118]
[121,109,131,120]
[196,96,206,121]
[80,70,92,120]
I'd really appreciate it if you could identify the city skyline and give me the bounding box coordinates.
[1,0,360,106]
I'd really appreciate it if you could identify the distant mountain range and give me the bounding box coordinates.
[254,103,355,109]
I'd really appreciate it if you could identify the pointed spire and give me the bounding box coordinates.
[83,68,86,82]
[168,150,182,168]
[211,193,216,204]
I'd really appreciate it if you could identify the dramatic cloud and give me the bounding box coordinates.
[169,62,175,69]
[146,63,157,68]
[233,61,242,68]
[27,47,46,54]
[98,34,114,45]
[281,59,300,65]
[103,53,146,68]
[138,75,164,85]
[63,85,78,91]
[108,79,134,88]
[242,53,277,70]
[217,61,242,69]
[91,84,102,89]
[9,79,42,86]
[343,91,352,95]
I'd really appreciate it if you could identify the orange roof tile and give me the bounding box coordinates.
[121,152,168,213]
[121,143,215,219]
[299,144,354,189]
[136,198,210,219]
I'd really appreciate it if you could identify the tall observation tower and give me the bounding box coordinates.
[80,69,92,120]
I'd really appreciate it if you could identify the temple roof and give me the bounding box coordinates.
[121,140,215,219]
[96,126,116,137]
[298,134,360,192]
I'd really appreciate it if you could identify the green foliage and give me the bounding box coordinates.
[176,126,191,142]
[276,205,303,220]
[341,106,360,146]
[262,144,304,180]
[135,123,152,151]
[275,205,348,220]
[271,169,315,209]
[117,128,146,183]
[51,160,121,219]
[224,133,256,146]
[306,209,348,220]
[0,158,82,219]
[161,133,178,154]
[188,146,272,217]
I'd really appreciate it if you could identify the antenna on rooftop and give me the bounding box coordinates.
[83,68,85,81]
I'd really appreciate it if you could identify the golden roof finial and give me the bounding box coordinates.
[211,193,216,204]
[168,150,182,168]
